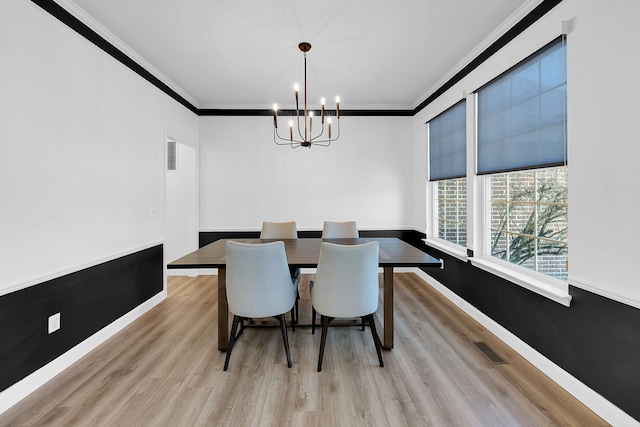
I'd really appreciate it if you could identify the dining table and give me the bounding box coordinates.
[167,237,442,351]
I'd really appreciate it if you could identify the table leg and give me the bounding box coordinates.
[383,266,394,349]
[218,267,228,351]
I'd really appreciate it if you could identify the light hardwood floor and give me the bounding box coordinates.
[1,273,607,426]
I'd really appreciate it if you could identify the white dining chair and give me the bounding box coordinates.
[224,241,298,371]
[260,221,298,239]
[310,241,384,372]
[315,220,363,332]
[260,221,301,324]
[321,220,359,238]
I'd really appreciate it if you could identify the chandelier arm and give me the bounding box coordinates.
[301,136,335,145]
[274,128,303,146]
[334,119,341,140]
[305,116,340,144]
[296,113,306,142]
[309,123,325,142]
[308,110,342,142]
[273,127,291,145]
[275,116,340,147]
[293,96,307,142]
[310,140,332,147]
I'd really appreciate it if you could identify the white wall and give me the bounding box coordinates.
[412,0,640,308]
[199,115,414,232]
[565,0,640,308]
[0,0,198,294]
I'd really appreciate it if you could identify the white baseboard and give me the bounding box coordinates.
[0,291,167,416]
[412,268,638,427]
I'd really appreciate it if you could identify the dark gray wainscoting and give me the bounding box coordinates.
[0,245,163,392]
[423,246,640,423]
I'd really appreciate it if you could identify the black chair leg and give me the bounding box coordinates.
[238,318,246,337]
[290,306,296,331]
[224,315,241,371]
[311,306,316,334]
[317,316,333,372]
[277,314,293,368]
[291,267,300,325]
[366,314,384,368]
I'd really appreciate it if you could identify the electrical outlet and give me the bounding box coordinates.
[48,312,61,334]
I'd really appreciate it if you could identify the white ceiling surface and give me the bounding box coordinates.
[65,0,535,110]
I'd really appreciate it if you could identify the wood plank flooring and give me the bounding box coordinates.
[0,273,608,426]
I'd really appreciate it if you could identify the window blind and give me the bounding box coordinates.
[429,100,466,181]
[477,36,567,175]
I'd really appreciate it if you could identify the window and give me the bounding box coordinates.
[429,100,466,247]
[477,37,567,282]
[487,167,567,280]
[437,178,467,246]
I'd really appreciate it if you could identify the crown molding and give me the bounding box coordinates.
[32,0,200,113]
[412,0,563,114]
[32,0,563,117]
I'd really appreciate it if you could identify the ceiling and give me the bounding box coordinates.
[66,0,536,110]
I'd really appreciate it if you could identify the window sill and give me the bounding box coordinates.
[470,257,572,307]
[422,238,468,263]
[421,239,571,307]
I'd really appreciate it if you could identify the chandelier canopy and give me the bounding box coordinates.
[273,42,341,148]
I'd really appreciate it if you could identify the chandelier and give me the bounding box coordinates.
[273,42,341,148]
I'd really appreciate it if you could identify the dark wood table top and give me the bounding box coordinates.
[167,237,441,269]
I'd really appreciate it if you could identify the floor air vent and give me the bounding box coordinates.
[473,341,507,364]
